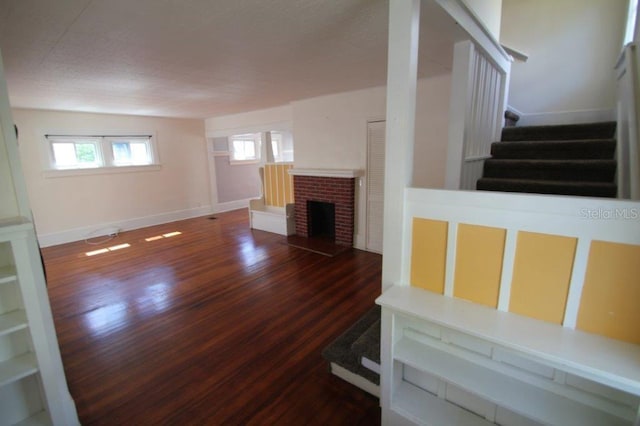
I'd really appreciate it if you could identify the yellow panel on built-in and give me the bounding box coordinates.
[276,164,285,207]
[577,241,640,344]
[410,218,448,294]
[509,231,577,324]
[453,224,506,308]
[262,165,271,205]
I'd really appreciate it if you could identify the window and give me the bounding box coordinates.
[229,133,261,163]
[108,137,152,166]
[50,137,102,169]
[45,134,157,174]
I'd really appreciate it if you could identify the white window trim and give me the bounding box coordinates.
[44,133,160,177]
[42,164,162,178]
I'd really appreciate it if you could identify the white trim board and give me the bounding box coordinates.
[329,363,380,398]
[507,106,615,126]
[37,205,212,247]
[206,120,292,138]
[212,198,251,214]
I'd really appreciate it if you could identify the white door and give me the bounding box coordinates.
[366,120,385,253]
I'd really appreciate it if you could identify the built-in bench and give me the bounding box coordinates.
[378,188,640,425]
[249,198,295,236]
[249,163,296,236]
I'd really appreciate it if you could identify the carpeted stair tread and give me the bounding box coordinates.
[477,177,617,198]
[350,319,380,365]
[321,305,380,385]
[490,139,615,160]
[501,121,616,142]
[483,159,616,182]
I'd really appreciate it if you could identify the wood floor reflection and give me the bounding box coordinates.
[42,209,382,425]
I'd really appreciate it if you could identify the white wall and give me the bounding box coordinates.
[205,105,292,137]
[12,109,211,246]
[464,0,503,39]
[636,0,640,43]
[0,117,19,219]
[292,75,452,249]
[501,0,627,122]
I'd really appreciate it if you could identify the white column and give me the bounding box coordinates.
[444,40,473,190]
[263,131,274,163]
[382,0,420,291]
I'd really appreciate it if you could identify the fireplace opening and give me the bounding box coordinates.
[307,201,335,240]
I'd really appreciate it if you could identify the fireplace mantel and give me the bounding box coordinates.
[288,168,363,178]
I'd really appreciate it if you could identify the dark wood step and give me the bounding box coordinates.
[477,178,617,198]
[483,159,616,182]
[490,139,615,160]
[501,121,616,141]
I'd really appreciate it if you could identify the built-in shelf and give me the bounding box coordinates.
[0,353,38,387]
[0,216,32,235]
[0,265,18,284]
[0,310,28,336]
[288,168,364,178]
[377,286,640,396]
[395,337,631,425]
[14,411,52,426]
[378,286,640,425]
[393,381,493,426]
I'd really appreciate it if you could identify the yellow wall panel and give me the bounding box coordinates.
[410,218,448,294]
[577,241,640,344]
[276,164,284,207]
[453,224,505,308]
[270,165,278,206]
[263,164,294,207]
[509,231,577,324]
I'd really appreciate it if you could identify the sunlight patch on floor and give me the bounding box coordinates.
[85,243,131,257]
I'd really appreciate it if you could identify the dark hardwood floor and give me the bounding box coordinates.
[41,209,382,425]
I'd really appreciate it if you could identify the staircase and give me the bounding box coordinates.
[322,305,380,396]
[477,122,617,197]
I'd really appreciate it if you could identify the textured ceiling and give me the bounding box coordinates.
[0,0,462,119]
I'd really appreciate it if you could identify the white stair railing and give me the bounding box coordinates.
[443,0,512,191]
[615,42,640,200]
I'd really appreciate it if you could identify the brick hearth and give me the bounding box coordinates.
[293,175,356,246]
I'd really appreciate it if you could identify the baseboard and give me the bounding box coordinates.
[329,363,380,398]
[212,198,252,213]
[37,205,212,247]
[508,106,615,127]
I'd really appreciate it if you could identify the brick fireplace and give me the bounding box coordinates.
[290,169,361,246]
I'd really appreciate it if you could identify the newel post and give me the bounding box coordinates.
[382,0,420,291]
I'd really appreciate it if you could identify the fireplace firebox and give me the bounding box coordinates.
[307,201,335,240]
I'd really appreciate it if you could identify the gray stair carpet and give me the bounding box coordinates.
[322,305,380,385]
[477,121,617,198]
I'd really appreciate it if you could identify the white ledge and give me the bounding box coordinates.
[377,285,640,396]
[288,168,363,178]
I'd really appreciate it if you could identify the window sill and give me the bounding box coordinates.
[43,164,162,178]
[229,160,260,165]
